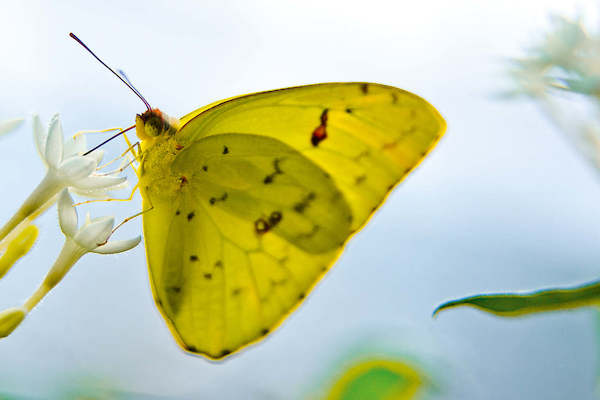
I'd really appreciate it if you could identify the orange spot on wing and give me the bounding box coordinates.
[311,125,327,146]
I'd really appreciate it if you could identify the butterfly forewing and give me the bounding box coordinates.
[178,83,444,227]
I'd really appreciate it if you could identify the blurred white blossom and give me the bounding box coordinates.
[0,118,24,136]
[508,15,600,171]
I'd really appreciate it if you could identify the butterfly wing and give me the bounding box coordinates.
[142,83,445,359]
[178,83,445,227]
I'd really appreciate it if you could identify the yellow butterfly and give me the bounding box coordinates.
[73,35,446,360]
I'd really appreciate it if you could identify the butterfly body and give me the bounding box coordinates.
[134,82,446,360]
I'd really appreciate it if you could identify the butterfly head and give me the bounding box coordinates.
[136,108,180,141]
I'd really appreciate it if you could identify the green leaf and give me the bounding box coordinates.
[433,279,600,317]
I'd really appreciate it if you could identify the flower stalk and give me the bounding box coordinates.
[23,239,86,312]
[0,175,60,242]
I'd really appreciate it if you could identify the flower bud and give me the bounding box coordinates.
[0,307,26,338]
[0,225,38,279]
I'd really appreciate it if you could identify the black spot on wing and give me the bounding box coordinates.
[320,108,329,125]
[360,83,369,94]
[354,175,367,185]
[268,211,282,227]
[255,218,270,234]
[297,225,320,240]
[293,192,317,214]
[220,349,231,357]
[190,255,198,261]
[210,192,228,205]
[293,202,306,213]
[187,212,195,221]
[223,146,229,154]
[311,109,329,147]
[263,158,284,184]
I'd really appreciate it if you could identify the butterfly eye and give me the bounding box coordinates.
[146,117,164,137]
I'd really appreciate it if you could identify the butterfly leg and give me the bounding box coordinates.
[73,182,139,207]
[122,131,142,164]
[98,194,154,245]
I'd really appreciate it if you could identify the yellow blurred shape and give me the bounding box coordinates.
[325,359,423,400]
[0,224,38,279]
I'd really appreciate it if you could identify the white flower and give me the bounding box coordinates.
[0,114,128,242]
[506,13,600,174]
[506,16,598,98]
[0,190,141,337]
[57,189,140,254]
[33,114,127,197]
[0,118,24,136]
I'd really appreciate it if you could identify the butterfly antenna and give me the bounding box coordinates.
[83,124,135,156]
[69,33,152,111]
[116,69,147,106]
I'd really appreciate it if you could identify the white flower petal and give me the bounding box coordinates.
[58,156,96,182]
[0,118,24,136]
[63,134,87,157]
[92,236,141,254]
[87,149,104,165]
[71,175,127,190]
[74,216,114,250]
[69,179,129,200]
[45,114,64,168]
[57,190,78,237]
[32,114,47,163]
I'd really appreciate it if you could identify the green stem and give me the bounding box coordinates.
[0,173,62,243]
[23,239,85,312]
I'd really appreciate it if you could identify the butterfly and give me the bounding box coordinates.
[72,35,446,360]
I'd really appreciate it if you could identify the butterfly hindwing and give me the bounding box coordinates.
[144,134,353,358]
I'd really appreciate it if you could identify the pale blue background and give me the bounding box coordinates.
[1,1,599,399]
